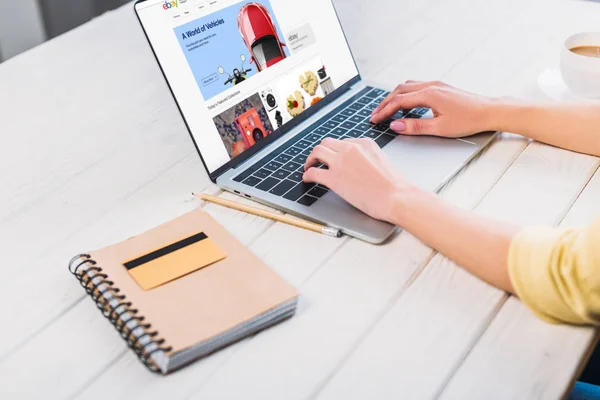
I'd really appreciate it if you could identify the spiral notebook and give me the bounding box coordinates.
[69,208,299,374]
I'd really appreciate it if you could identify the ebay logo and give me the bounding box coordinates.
[163,0,179,10]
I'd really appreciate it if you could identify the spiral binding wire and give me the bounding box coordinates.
[69,254,172,373]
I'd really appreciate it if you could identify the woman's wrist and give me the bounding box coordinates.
[485,96,532,133]
[387,184,436,228]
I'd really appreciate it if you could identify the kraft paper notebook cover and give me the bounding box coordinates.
[68,209,299,374]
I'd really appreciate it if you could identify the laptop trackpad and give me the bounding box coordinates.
[384,135,479,192]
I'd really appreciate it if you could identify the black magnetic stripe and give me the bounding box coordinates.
[124,232,208,270]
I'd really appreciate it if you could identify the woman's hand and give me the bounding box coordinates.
[303,137,415,222]
[303,137,519,296]
[370,81,499,137]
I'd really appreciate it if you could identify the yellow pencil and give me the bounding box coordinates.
[195,193,342,238]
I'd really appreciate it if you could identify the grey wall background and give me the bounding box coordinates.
[39,0,129,39]
[0,0,46,61]
[0,0,128,62]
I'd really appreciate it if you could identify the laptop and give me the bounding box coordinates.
[134,0,496,244]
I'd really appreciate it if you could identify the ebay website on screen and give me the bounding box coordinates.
[137,0,358,173]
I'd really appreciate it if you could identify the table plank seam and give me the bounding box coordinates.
[306,249,439,400]
[65,189,349,397]
[308,141,598,400]
[0,155,209,362]
[432,295,509,400]
[440,5,523,81]
[0,290,85,365]
[306,139,524,399]
[1,152,199,283]
[3,134,525,396]
[0,182,219,364]
[436,160,600,399]
[208,139,528,400]
[297,236,352,286]
[171,209,353,398]
[70,349,129,400]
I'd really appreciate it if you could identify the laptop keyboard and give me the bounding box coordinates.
[232,87,429,207]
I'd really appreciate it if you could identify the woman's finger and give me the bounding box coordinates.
[303,167,332,186]
[389,116,441,136]
[318,137,347,152]
[374,89,438,123]
[304,145,337,171]
[372,81,443,119]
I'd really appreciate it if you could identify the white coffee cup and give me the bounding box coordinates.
[560,32,600,99]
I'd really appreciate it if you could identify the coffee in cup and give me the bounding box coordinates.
[570,46,600,58]
[560,32,600,98]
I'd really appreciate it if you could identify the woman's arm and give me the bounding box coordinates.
[303,138,600,325]
[303,137,519,293]
[370,81,600,157]
[491,101,600,157]
[391,187,519,294]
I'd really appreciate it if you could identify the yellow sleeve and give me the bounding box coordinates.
[508,218,600,325]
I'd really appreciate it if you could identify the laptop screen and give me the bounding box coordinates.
[135,0,359,175]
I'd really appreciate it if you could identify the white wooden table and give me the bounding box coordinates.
[1,0,599,398]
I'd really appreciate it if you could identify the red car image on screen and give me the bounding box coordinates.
[237,3,287,72]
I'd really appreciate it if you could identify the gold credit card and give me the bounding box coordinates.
[123,232,226,290]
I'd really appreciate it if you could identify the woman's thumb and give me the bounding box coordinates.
[390,118,439,135]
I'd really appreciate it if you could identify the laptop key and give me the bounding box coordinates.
[372,96,386,106]
[274,154,292,164]
[333,127,348,136]
[366,88,385,98]
[270,179,296,196]
[308,186,329,198]
[372,123,389,132]
[295,140,312,150]
[264,161,283,171]
[233,174,246,183]
[233,166,256,182]
[377,119,391,128]
[348,130,363,138]
[297,195,319,207]
[242,176,262,187]
[285,147,302,156]
[363,129,381,139]
[341,121,357,130]
[375,134,395,148]
[392,110,406,119]
[357,123,372,131]
[315,126,331,135]
[348,102,364,111]
[357,96,371,105]
[301,148,312,156]
[307,133,322,142]
[414,107,430,115]
[332,114,347,123]
[340,108,356,117]
[256,177,280,191]
[272,169,291,180]
[288,171,304,182]
[293,154,308,165]
[283,182,315,202]
[254,169,272,179]
[323,121,339,129]
[283,161,302,171]
[365,103,378,111]
[358,109,372,117]
[349,115,365,123]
